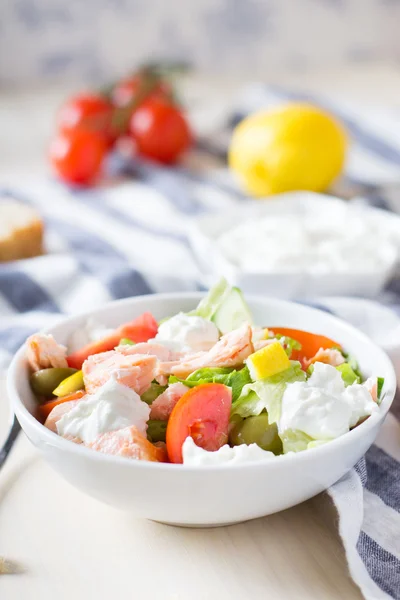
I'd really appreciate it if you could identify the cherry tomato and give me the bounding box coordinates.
[129,98,192,164]
[118,312,159,343]
[49,129,107,186]
[66,312,159,370]
[112,75,172,109]
[268,327,341,368]
[57,93,115,146]
[166,383,232,463]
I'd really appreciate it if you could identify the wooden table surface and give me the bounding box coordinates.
[1,63,400,599]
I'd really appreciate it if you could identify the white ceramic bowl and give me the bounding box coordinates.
[7,293,396,527]
[189,192,400,299]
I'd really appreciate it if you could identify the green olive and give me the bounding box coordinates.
[229,413,283,455]
[30,367,77,397]
[147,420,168,443]
[141,383,167,405]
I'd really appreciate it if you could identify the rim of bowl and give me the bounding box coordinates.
[7,292,397,472]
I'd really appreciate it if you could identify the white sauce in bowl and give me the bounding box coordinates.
[217,211,398,274]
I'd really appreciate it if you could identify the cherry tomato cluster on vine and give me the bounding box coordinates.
[49,71,193,186]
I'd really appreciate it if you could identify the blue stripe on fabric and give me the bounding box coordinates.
[354,457,368,486]
[385,278,400,298]
[0,270,59,313]
[0,325,39,353]
[365,445,400,513]
[47,218,153,299]
[195,139,227,162]
[260,86,400,167]
[346,179,391,211]
[357,531,400,599]
[73,187,192,249]
[178,167,246,201]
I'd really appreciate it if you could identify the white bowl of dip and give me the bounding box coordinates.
[7,293,396,527]
[189,192,400,298]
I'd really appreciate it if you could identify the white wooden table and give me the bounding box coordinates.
[1,62,400,599]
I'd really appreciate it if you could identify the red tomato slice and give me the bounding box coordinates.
[118,312,158,342]
[67,312,158,369]
[166,383,232,464]
[268,327,341,367]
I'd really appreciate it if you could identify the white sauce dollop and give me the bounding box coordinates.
[279,362,378,440]
[182,436,275,465]
[217,212,398,274]
[56,375,150,443]
[153,313,219,353]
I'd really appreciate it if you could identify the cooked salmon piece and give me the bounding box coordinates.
[115,341,176,362]
[87,426,168,462]
[150,382,189,421]
[44,400,78,432]
[364,377,378,402]
[82,351,157,395]
[26,334,68,372]
[304,348,345,369]
[115,342,185,385]
[44,400,83,444]
[171,324,254,378]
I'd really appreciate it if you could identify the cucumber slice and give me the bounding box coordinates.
[194,277,231,320]
[212,287,253,334]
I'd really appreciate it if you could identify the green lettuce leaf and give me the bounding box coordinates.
[274,334,302,358]
[280,429,313,453]
[192,278,231,320]
[336,363,361,386]
[341,351,362,381]
[377,377,385,400]
[231,361,306,422]
[119,338,135,346]
[281,430,329,453]
[307,439,329,450]
[186,367,234,382]
[169,366,251,402]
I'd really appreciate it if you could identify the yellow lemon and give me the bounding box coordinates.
[228,103,348,197]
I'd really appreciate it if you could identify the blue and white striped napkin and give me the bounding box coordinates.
[1,86,400,599]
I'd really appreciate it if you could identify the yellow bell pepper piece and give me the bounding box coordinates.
[246,341,290,380]
[53,370,84,397]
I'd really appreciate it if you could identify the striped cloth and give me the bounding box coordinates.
[1,86,400,598]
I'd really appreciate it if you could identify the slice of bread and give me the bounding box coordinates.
[0,199,44,262]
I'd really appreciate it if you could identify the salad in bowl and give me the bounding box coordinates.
[24,280,383,466]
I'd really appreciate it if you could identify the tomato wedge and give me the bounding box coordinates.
[38,389,86,420]
[67,312,158,369]
[268,327,341,367]
[166,383,232,464]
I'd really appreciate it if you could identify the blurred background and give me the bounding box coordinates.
[1,0,400,86]
[1,0,400,177]
[1,0,400,300]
